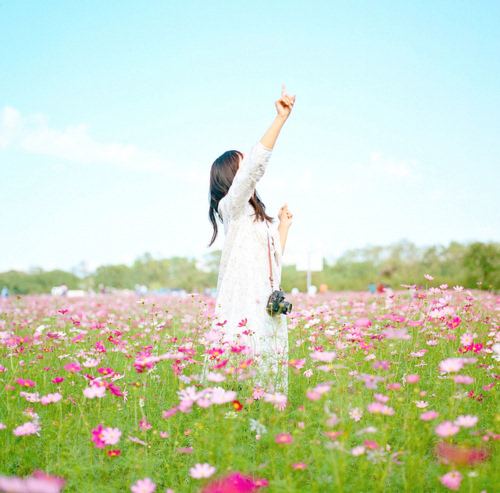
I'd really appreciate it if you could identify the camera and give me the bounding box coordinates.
[266,289,293,316]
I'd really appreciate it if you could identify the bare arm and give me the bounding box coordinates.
[278,222,290,255]
[277,203,293,255]
[221,84,296,219]
[260,83,296,150]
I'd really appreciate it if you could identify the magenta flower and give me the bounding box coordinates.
[16,378,36,388]
[91,424,106,448]
[202,472,267,492]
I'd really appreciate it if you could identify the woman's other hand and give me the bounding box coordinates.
[278,203,293,227]
[275,83,296,120]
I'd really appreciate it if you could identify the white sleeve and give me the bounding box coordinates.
[222,141,273,218]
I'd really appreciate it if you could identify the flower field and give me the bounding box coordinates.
[0,282,498,492]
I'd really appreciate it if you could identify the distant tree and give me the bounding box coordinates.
[463,242,500,290]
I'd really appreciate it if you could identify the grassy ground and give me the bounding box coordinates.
[0,285,498,492]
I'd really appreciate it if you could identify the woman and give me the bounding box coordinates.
[204,84,296,394]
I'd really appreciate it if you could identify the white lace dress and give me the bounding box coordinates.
[204,141,288,393]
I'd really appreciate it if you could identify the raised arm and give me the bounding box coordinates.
[260,83,296,149]
[222,84,296,219]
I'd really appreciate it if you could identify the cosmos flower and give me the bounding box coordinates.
[439,471,462,491]
[13,421,40,436]
[275,433,293,444]
[101,427,122,445]
[420,410,439,421]
[189,463,216,479]
[201,472,267,492]
[83,385,106,399]
[454,415,478,428]
[130,477,156,493]
[435,421,460,437]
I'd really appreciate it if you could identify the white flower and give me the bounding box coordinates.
[349,408,363,422]
[189,463,216,479]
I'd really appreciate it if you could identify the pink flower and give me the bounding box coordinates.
[354,318,372,328]
[162,407,179,419]
[439,471,462,491]
[424,274,434,281]
[275,433,293,444]
[310,351,337,362]
[460,333,474,346]
[387,382,402,391]
[349,408,363,422]
[454,415,478,428]
[139,418,152,431]
[351,445,365,456]
[40,392,62,405]
[420,410,439,421]
[453,375,474,384]
[16,378,36,388]
[0,471,65,493]
[131,477,156,493]
[189,463,216,479]
[52,377,64,384]
[63,362,81,373]
[306,382,331,401]
[83,385,106,399]
[102,427,121,445]
[435,421,460,437]
[263,392,287,411]
[367,402,394,415]
[13,421,40,436]
[446,316,461,329]
[439,358,464,373]
[406,374,420,384]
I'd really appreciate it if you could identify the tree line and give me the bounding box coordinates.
[0,240,498,295]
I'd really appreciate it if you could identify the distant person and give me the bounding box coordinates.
[205,84,296,394]
[368,282,376,294]
[376,283,385,294]
[1,286,9,298]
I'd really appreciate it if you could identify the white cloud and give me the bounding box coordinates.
[0,106,171,172]
[367,151,420,181]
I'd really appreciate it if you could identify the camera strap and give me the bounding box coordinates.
[266,222,275,291]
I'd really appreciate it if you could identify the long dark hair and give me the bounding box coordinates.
[208,149,274,247]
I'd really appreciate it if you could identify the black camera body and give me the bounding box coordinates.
[266,289,293,316]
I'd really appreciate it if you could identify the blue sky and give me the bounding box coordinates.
[1,1,499,273]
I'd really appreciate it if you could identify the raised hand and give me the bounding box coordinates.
[275,83,296,120]
[278,203,293,227]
